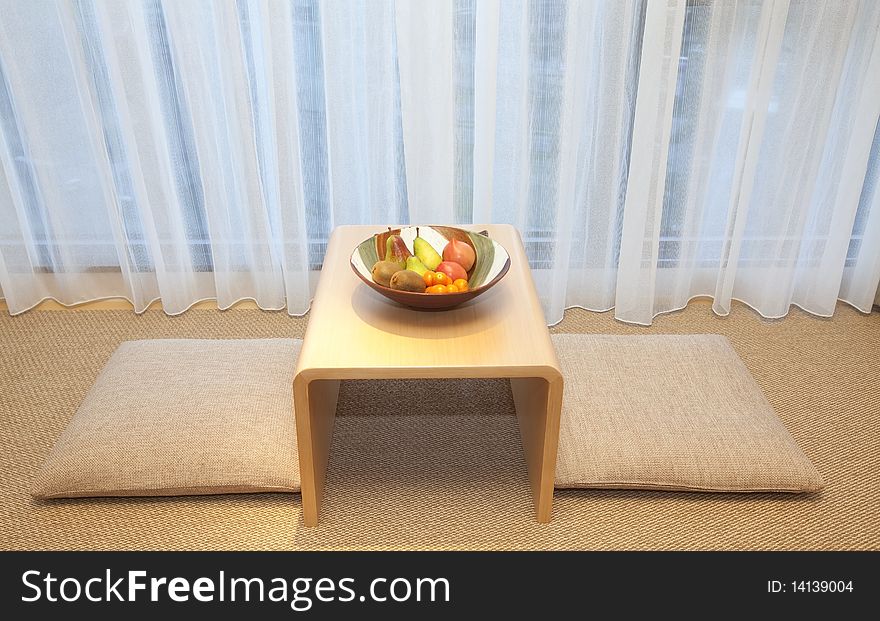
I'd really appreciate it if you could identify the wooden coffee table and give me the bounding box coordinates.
[294,224,563,526]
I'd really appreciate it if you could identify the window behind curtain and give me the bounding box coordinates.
[0,0,636,273]
[1,0,876,274]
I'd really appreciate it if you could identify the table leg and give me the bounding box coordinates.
[510,375,564,523]
[293,376,340,527]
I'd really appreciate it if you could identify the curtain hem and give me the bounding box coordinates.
[547,294,877,328]
[1,294,313,318]
[2,292,875,326]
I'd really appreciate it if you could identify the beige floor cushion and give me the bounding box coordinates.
[552,334,823,493]
[33,339,300,499]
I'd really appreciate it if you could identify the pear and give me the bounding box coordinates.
[405,255,429,276]
[384,234,409,272]
[390,270,426,293]
[371,260,401,287]
[413,228,442,271]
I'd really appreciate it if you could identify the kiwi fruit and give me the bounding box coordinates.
[371,260,401,287]
[390,269,427,293]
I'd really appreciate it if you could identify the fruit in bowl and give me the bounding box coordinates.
[370,260,401,287]
[388,270,426,292]
[442,238,476,271]
[384,233,410,271]
[350,226,511,310]
[436,260,468,283]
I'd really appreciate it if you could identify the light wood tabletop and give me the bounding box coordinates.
[294,224,563,526]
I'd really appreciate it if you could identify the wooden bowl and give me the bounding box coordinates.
[350,226,511,310]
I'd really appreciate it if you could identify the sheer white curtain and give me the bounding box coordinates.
[0,0,312,314]
[1,0,879,324]
[655,0,880,322]
[481,0,880,324]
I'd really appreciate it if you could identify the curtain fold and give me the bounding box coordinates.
[394,1,456,225]
[1,0,879,323]
[614,0,686,324]
[161,0,285,309]
[320,1,406,227]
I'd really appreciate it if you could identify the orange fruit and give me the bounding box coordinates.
[447,284,459,293]
[423,271,437,287]
[452,278,468,291]
[426,284,447,294]
[434,272,451,286]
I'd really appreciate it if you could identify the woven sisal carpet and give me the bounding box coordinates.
[1,300,878,550]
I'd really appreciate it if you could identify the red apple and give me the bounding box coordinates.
[436,261,468,283]
[442,239,475,272]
